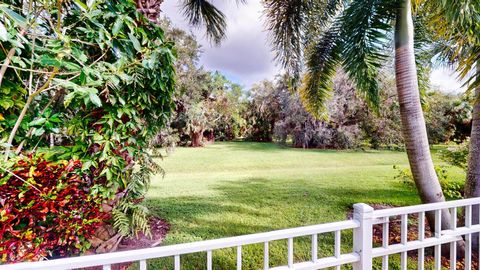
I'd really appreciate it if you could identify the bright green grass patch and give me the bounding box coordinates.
[143,142,465,269]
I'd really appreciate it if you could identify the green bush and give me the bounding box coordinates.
[394,165,464,200]
[439,138,469,170]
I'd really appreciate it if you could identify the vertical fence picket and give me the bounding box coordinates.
[264,242,269,270]
[382,217,389,270]
[288,238,294,268]
[400,214,408,270]
[139,260,147,270]
[449,207,457,270]
[418,211,425,270]
[237,246,242,270]
[335,230,341,270]
[311,234,318,262]
[207,250,212,270]
[466,205,472,270]
[434,210,441,270]
[174,255,180,270]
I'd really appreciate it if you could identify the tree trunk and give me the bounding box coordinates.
[190,130,204,147]
[465,62,480,249]
[394,0,453,232]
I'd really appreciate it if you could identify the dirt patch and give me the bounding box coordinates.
[83,217,170,270]
[118,217,170,251]
[348,204,478,270]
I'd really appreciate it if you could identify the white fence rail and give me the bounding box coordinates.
[3,197,480,270]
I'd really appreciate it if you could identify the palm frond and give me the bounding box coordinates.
[263,0,308,83]
[300,26,342,118]
[339,0,398,110]
[422,0,480,93]
[264,0,345,86]
[181,0,227,44]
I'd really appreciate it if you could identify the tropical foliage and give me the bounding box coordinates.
[0,0,176,261]
[0,157,108,262]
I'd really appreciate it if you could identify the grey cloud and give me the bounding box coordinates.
[161,0,280,88]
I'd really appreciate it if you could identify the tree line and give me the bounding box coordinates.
[157,22,472,152]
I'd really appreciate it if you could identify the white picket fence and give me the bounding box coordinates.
[3,197,480,270]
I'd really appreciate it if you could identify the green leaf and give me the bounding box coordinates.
[112,17,123,35]
[32,128,45,137]
[81,160,93,171]
[63,92,76,107]
[128,33,141,52]
[89,93,102,107]
[63,61,82,71]
[11,56,26,68]
[40,55,62,67]
[0,98,14,109]
[106,168,112,181]
[29,118,47,126]
[0,6,27,28]
[0,21,8,41]
[72,48,88,63]
[73,0,88,11]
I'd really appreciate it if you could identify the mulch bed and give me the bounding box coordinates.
[349,204,479,270]
[83,217,170,270]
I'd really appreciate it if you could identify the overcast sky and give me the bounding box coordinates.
[162,0,464,93]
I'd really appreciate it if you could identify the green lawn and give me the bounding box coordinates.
[143,142,464,269]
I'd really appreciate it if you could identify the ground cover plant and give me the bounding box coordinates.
[144,142,464,269]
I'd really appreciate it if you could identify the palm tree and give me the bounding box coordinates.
[136,0,245,44]
[263,0,454,231]
[423,0,480,247]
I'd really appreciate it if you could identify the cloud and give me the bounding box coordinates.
[161,1,464,93]
[430,68,465,94]
[161,0,280,88]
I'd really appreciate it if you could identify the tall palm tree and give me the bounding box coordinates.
[263,0,454,231]
[136,0,245,44]
[423,0,480,246]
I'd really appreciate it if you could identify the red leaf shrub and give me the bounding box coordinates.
[0,157,109,263]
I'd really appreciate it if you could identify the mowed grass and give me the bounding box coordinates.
[142,142,464,270]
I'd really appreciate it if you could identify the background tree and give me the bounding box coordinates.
[263,0,454,230]
[158,21,245,147]
[422,0,480,247]
[243,80,283,142]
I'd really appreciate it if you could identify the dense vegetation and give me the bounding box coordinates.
[0,0,477,265]
[157,24,473,151]
[0,0,176,262]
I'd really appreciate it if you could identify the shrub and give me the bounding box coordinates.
[439,138,469,170]
[394,165,464,200]
[0,157,108,263]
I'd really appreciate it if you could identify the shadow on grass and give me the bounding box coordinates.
[143,178,420,269]
[215,141,399,156]
[146,178,419,239]
[217,141,290,152]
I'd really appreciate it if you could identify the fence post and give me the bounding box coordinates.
[353,203,374,270]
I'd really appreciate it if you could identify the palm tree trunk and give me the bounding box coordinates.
[394,0,453,232]
[465,61,480,249]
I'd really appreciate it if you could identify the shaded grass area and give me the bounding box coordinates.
[142,142,465,269]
